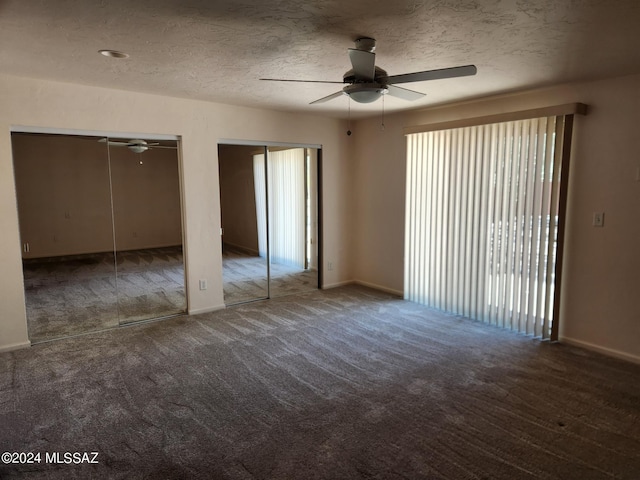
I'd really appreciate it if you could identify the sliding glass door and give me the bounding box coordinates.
[404,114,574,339]
[12,132,186,343]
[219,143,319,305]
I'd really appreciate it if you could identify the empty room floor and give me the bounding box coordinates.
[1,285,639,479]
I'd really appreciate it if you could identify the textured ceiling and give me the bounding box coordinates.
[2,0,640,118]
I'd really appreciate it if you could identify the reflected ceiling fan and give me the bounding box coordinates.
[261,37,477,104]
[98,138,177,154]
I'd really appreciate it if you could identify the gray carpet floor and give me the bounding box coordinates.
[22,247,187,343]
[222,249,318,305]
[1,285,639,479]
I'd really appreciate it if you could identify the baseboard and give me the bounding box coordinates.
[322,280,355,290]
[322,280,404,297]
[560,336,640,365]
[0,340,31,353]
[223,242,259,256]
[188,304,227,315]
[353,280,403,297]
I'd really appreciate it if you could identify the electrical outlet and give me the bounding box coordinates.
[328,262,334,271]
[199,279,208,290]
[592,212,605,227]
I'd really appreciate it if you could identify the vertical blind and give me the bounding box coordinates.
[253,148,306,269]
[404,115,570,339]
[253,152,268,258]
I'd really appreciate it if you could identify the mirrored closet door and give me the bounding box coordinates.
[107,138,186,324]
[12,132,186,343]
[218,143,320,306]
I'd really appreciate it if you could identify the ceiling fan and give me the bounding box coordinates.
[261,37,477,104]
[98,138,177,154]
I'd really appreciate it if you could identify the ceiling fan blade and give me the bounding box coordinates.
[99,138,146,147]
[385,65,477,85]
[386,85,426,101]
[310,91,345,105]
[100,140,131,147]
[148,145,177,149]
[260,78,344,84]
[348,49,376,81]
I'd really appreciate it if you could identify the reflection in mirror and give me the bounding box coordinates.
[12,133,119,342]
[218,144,319,306]
[218,145,269,305]
[107,138,186,324]
[11,133,187,343]
[266,147,319,298]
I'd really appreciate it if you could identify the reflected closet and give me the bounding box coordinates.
[218,143,320,305]
[12,132,186,343]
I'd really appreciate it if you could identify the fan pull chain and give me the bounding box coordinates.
[347,97,352,136]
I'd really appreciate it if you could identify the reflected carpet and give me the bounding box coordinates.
[222,248,318,305]
[22,246,186,343]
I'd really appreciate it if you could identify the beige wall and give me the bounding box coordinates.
[12,134,114,257]
[0,73,353,351]
[6,71,636,364]
[12,133,182,258]
[110,143,183,252]
[352,74,640,363]
[218,144,260,254]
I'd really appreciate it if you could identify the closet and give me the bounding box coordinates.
[218,143,320,305]
[12,132,186,342]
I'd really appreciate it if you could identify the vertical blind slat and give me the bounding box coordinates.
[461,128,472,316]
[478,126,492,323]
[405,114,567,338]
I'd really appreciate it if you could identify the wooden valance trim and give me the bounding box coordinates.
[404,103,588,135]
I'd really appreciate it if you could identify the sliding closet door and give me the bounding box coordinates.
[12,133,119,342]
[218,143,319,305]
[108,139,186,324]
[218,145,269,305]
[267,147,318,297]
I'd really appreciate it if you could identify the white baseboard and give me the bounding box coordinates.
[560,336,640,365]
[0,340,31,353]
[188,304,226,315]
[322,280,355,290]
[321,279,403,297]
[353,280,403,297]
[223,242,259,256]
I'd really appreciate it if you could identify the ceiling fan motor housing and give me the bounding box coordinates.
[354,37,376,52]
[343,65,388,84]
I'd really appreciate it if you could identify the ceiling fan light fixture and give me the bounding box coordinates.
[99,49,129,59]
[344,84,388,103]
[129,145,148,154]
[127,139,149,154]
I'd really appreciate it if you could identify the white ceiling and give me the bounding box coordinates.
[2,0,640,119]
